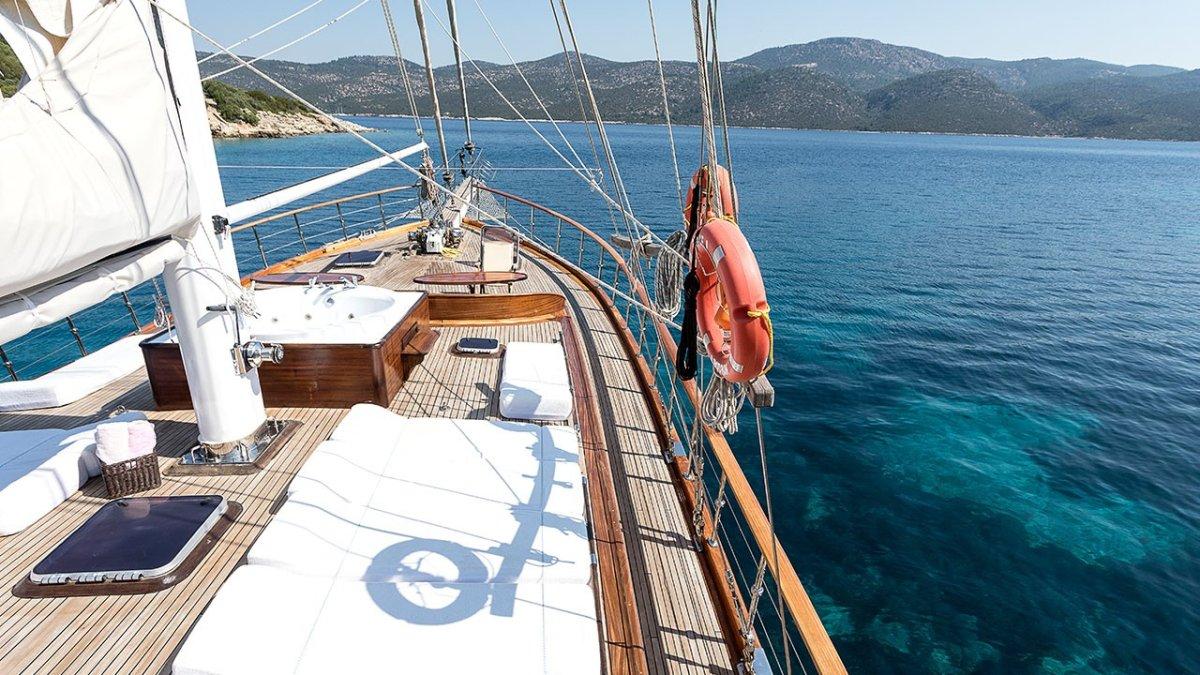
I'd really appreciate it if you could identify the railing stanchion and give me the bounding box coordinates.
[555,217,563,253]
[336,203,349,239]
[120,291,141,331]
[293,214,309,253]
[252,227,269,267]
[65,316,87,356]
[0,347,17,381]
[577,228,585,267]
[377,194,388,228]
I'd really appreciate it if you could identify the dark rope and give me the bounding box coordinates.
[676,270,701,380]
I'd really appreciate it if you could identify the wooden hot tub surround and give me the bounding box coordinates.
[141,293,435,409]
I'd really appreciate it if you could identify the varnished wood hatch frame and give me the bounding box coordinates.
[13,502,243,599]
[424,292,651,675]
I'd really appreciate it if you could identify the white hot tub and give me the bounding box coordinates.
[243,286,423,345]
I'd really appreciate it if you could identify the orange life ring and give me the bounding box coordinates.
[685,164,739,226]
[692,216,772,383]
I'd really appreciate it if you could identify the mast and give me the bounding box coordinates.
[445,0,474,154]
[412,0,453,183]
[156,0,270,452]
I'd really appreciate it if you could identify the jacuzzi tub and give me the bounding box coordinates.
[142,286,431,409]
[243,286,422,344]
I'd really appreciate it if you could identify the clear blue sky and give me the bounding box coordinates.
[187,1,1200,69]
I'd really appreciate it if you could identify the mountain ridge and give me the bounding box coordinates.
[195,37,1198,140]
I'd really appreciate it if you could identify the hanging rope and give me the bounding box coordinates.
[654,230,687,318]
[701,373,744,433]
[444,0,473,152]
[380,0,425,140]
[411,0,453,182]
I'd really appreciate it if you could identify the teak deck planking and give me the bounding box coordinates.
[0,227,734,674]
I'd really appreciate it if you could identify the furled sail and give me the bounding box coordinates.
[0,0,198,317]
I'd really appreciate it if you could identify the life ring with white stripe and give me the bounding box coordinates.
[692,216,772,383]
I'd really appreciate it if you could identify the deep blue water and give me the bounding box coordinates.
[14,117,1200,673]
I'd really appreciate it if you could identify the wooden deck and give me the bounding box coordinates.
[0,226,734,674]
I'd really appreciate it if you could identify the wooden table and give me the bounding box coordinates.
[413,270,528,294]
[250,272,365,285]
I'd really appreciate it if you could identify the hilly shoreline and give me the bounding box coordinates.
[6,35,1200,141]
[198,37,1200,142]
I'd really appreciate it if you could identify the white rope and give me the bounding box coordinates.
[654,230,687,318]
[689,0,721,214]
[405,0,686,265]
[701,369,744,433]
[197,0,330,65]
[380,0,425,139]
[201,0,372,82]
[468,0,590,172]
[645,0,684,212]
[148,1,507,229]
[706,0,735,179]
[411,0,452,177]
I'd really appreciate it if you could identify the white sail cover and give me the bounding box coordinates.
[0,0,199,301]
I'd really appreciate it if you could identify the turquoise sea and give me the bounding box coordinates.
[9,117,1200,673]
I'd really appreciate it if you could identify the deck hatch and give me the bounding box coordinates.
[30,495,227,585]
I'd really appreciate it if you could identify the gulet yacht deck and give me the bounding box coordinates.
[0,224,733,674]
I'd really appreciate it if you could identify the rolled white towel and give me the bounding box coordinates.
[95,422,149,465]
[127,419,157,458]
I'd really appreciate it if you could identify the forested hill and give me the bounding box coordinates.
[5,34,1198,140]
[198,37,1199,141]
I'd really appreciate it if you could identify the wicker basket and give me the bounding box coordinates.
[101,453,161,498]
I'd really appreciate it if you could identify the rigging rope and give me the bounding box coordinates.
[411,0,453,182]
[444,0,474,151]
[645,0,684,212]
[706,0,735,180]
[380,0,425,140]
[149,1,509,229]
[202,0,372,82]
[197,0,330,65]
[468,0,590,172]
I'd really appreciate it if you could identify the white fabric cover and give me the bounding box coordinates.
[0,240,184,346]
[499,341,573,421]
[0,411,145,535]
[172,565,334,675]
[173,566,600,675]
[0,0,198,302]
[0,333,148,411]
[298,580,600,675]
[261,415,589,583]
[0,0,104,79]
[179,408,599,674]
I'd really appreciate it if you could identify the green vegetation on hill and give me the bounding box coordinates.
[202,79,308,124]
[867,70,1051,135]
[1,36,23,98]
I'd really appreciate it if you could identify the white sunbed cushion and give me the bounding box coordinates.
[0,334,147,412]
[287,439,393,504]
[296,581,600,675]
[0,412,146,536]
[246,491,369,578]
[172,565,334,675]
[499,341,573,422]
[328,403,408,444]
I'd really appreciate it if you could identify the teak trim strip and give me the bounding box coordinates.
[480,186,848,675]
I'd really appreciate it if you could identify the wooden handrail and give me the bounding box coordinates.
[231,183,417,233]
[478,185,847,675]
